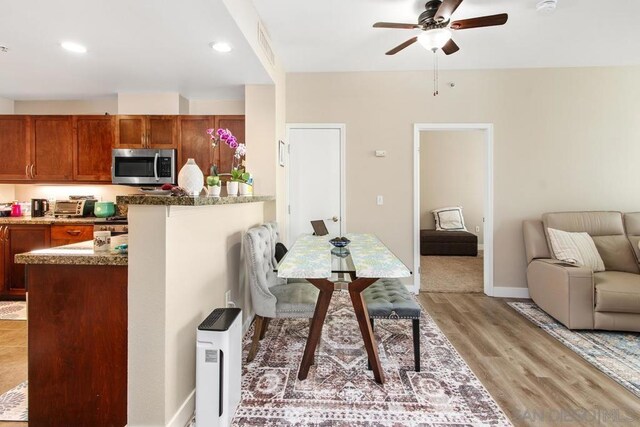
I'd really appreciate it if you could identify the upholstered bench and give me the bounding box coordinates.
[362,278,421,371]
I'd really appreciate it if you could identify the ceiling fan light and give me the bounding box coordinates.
[418,29,452,51]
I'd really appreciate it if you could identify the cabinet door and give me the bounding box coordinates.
[148,116,177,149]
[214,115,245,174]
[178,116,214,177]
[50,224,94,247]
[0,116,31,180]
[73,116,115,182]
[0,227,7,297]
[32,116,74,181]
[115,116,146,148]
[4,225,50,299]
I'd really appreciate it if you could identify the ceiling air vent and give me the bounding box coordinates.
[0,46,8,53]
[257,22,275,67]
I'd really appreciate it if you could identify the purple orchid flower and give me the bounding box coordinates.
[206,128,214,135]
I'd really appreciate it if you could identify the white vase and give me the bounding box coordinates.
[178,158,204,196]
[239,182,253,196]
[207,185,221,197]
[226,181,239,197]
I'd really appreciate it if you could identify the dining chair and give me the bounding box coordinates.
[244,226,319,362]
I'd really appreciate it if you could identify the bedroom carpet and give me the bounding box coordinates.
[233,290,511,426]
[0,303,26,321]
[420,250,483,293]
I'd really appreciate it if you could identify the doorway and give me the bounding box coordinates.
[286,124,346,244]
[413,123,494,296]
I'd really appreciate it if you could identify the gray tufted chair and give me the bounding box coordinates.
[244,226,319,362]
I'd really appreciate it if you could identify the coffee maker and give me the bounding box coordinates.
[31,199,50,217]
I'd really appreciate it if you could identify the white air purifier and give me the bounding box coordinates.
[196,308,242,427]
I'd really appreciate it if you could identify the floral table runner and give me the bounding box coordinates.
[277,234,333,278]
[346,233,411,278]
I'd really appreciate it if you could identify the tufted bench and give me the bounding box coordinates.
[362,278,421,371]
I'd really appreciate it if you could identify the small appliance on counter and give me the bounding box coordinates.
[0,203,12,217]
[31,198,50,217]
[94,201,116,218]
[54,196,97,218]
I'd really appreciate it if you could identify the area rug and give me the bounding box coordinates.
[0,301,27,320]
[0,381,28,421]
[508,301,640,399]
[233,291,511,426]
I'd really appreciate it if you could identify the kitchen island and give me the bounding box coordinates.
[15,241,128,427]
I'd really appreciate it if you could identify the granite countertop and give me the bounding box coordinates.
[15,240,128,266]
[0,216,104,225]
[117,194,275,206]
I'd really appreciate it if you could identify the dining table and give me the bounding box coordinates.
[276,233,412,384]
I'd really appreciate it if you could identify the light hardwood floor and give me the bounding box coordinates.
[2,295,638,426]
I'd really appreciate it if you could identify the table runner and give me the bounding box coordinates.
[277,234,332,278]
[346,233,411,278]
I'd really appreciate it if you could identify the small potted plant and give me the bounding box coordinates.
[206,173,221,197]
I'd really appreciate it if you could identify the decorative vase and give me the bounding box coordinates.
[226,181,239,197]
[208,185,221,197]
[178,158,204,196]
[239,182,253,196]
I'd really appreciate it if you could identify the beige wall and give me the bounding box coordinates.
[13,184,139,204]
[245,85,277,200]
[0,96,14,113]
[287,66,640,289]
[14,96,117,114]
[420,130,484,243]
[189,99,245,115]
[117,92,184,115]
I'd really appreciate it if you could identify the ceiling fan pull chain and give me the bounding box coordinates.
[433,49,439,96]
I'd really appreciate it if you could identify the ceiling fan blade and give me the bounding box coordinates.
[450,13,508,30]
[435,0,463,22]
[442,39,460,55]
[373,22,420,29]
[385,37,418,55]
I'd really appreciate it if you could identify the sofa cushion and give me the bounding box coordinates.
[624,212,640,264]
[594,271,640,314]
[592,235,640,274]
[547,228,605,272]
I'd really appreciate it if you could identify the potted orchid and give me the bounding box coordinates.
[205,128,250,196]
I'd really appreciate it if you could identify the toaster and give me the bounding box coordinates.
[54,199,97,217]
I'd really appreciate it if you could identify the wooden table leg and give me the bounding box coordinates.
[349,277,385,384]
[298,278,335,380]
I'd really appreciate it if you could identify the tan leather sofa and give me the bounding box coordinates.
[523,211,640,332]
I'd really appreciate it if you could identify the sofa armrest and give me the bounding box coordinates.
[526,259,594,329]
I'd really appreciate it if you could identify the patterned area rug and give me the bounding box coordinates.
[508,302,640,398]
[234,291,511,426]
[0,381,28,421]
[0,301,27,320]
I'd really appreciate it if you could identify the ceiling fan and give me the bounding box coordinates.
[373,0,509,56]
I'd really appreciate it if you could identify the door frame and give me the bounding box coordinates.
[413,123,494,296]
[285,123,347,246]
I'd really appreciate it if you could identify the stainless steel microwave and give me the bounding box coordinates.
[112,149,176,185]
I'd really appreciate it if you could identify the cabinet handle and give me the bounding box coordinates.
[25,164,29,178]
[30,164,35,179]
[1,226,6,242]
[66,230,82,236]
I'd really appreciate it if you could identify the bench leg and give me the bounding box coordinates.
[367,318,375,370]
[412,318,420,372]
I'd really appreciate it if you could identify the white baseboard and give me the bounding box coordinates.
[167,389,195,427]
[491,286,530,299]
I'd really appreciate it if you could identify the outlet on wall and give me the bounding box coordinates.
[475,226,480,233]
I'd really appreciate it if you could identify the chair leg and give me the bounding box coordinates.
[259,317,271,340]
[412,318,420,372]
[246,315,264,363]
[367,318,374,370]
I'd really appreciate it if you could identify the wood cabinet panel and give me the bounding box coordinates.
[214,115,245,175]
[51,224,94,247]
[73,116,115,182]
[0,116,31,180]
[148,116,177,149]
[115,115,146,148]
[178,116,214,177]
[32,116,73,180]
[3,225,50,299]
[0,226,7,298]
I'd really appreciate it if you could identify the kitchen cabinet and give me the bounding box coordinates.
[73,116,115,182]
[1,225,51,300]
[0,116,31,180]
[31,116,74,181]
[178,115,215,177]
[115,115,177,149]
[214,115,246,175]
[51,224,94,247]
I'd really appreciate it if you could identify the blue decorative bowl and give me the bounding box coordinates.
[329,237,351,248]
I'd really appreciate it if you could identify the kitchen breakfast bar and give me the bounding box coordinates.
[16,195,275,427]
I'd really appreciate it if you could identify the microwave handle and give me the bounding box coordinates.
[154,153,159,182]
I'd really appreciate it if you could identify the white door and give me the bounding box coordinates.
[288,125,345,243]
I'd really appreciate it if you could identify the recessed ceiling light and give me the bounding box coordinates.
[61,41,87,53]
[210,42,232,53]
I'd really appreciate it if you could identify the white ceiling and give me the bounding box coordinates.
[0,0,272,100]
[253,0,640,72]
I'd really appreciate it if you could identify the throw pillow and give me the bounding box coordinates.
[432,207,467,231]
[547,228,605,272]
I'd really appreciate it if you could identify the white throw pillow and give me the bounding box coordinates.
[547,228,605,272]
[432,207,467,231]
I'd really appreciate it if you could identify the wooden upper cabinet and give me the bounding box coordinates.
[178,116,214,177]
[32,116,73,181]
[115,115,146,148]
[147,116,177,149]
[0,116,31,180]
[73,116,115,182]
[214,115,246,174]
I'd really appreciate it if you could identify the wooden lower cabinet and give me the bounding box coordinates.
[28,264,127,427]
[50,224,94,247]
[1,225,50,300]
